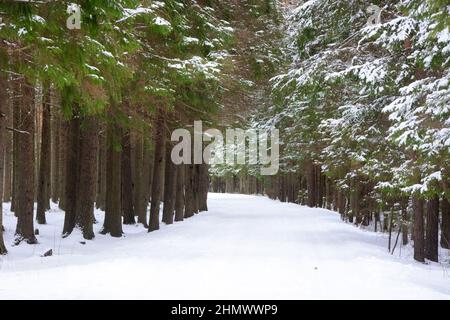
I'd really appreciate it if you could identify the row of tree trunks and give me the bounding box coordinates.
[210,165,449,264]
[0,73,212,250]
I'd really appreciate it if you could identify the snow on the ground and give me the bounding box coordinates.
[0,193,449,300]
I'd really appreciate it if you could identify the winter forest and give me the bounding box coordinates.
[0,0,449,300]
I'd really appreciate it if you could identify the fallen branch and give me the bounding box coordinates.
[6,127,31,135]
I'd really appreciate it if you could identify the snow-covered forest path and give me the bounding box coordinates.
[1,193,449,299]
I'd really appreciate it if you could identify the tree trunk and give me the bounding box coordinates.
[317,167,324,208]
[162,141,176,225]
[413,195,425,262]
[11,75,20,214]
[193,165,200,214]
[58,114,68,211]
[198,163,209,212]
[148,111,166,232]
[184,164,195,218]
[74,116,98,239]
[134,133,148,227]
[37,86,51,224]
[50,95,60,203]
[3,85,13,202]
[96,128,107,211]
[401,197,409,246]
[306,160,317,207]
[121,130,135,225]
[15,80,37,244]
[350,178,360,224]
[62,116,80,236]
[425,196,439,262]
[0,69,8,254]
[102,123,123,237]
[174,165,185,222]
[441,197,450,249]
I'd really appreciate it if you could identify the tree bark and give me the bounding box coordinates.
[37,86,51,224]
[0,69,8,254]
[413,195,425,262]
[317,167,324,208]
[58,114,68,211]
[441,197,450,249]
[3,84,13,202]
[174,165,185,222]
[102,123,123,237]
[198,163,209,212]
[162,141,176,225]
[15,80,37,244]
[401,197,409,246]
[306,160,317,207]
[134,133,148,226]
[50,95,60,204]
[425,196,439,262]
[74,116,98,239]
[184,164,195,218]
[62,116,79,236]
[193,165,200,214]
[121,130,135,225]
[148,111,166,232]
[96,128,107,211]
[11,75,20,214]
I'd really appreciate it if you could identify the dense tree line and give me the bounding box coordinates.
[0,0,254,254]
[211,0,449,263]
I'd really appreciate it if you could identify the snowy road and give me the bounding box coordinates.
[1,193,449,299]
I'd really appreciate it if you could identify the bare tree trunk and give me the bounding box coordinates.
[184,164,195,218]
[96,128,107,211]
[148,111,166,232]
[15,80,37,244]
[3,84,13,202]
[198,163,209,212]
[425,196,439,262]
[102,123,123,237]
[401,197,409,245]
[174,165,185,222]
[62,116,79,236]
[11,75,20,214]
[306,160,317,207]
[50,94,60,203]
[317,167,324,208]
[0,69,8,254]
[441,197,450,249]
[413,195,425,262]
[134,133,147,226]
[162,141,176,225]
[37,86,51,224]
[74,116,98,239]
[58,115,68,211]
[122,130,135,225]
[193,165,200,214]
